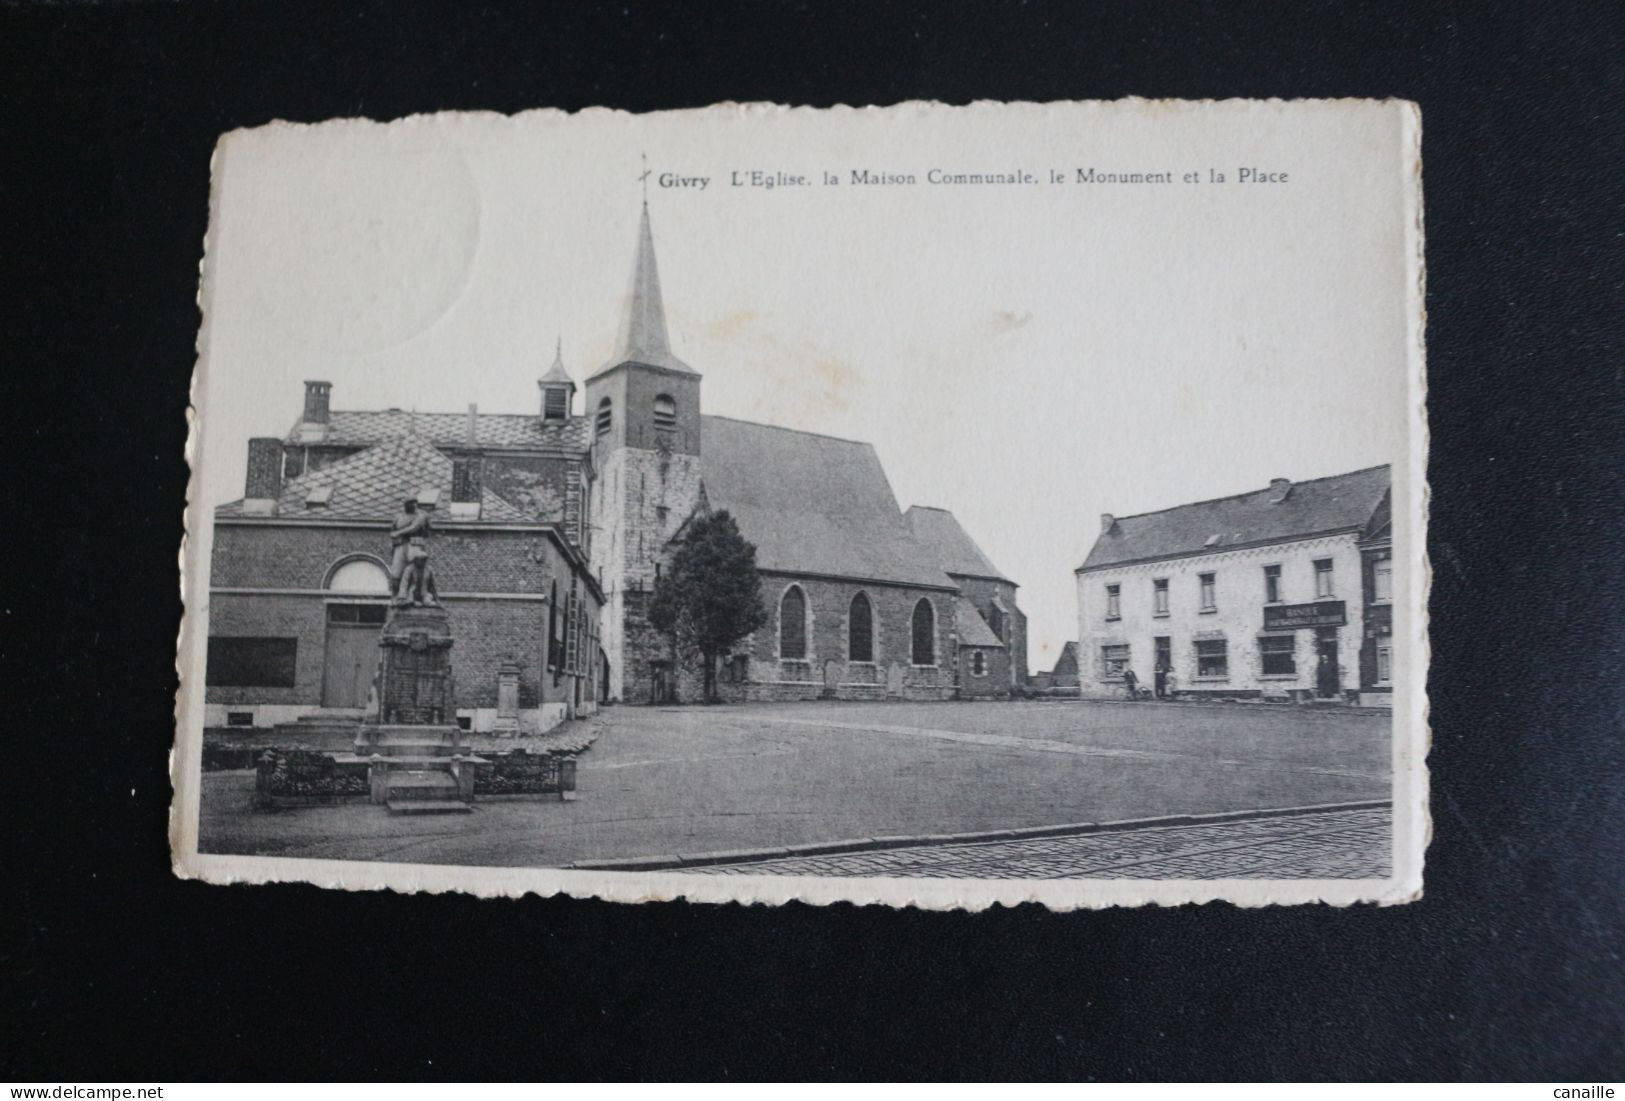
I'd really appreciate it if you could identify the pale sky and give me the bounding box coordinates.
[196,102,1414,674]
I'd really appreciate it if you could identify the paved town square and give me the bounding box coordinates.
[199,699,1391,872]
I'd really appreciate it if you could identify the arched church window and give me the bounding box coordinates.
[326,557,391,595]
[653,394,677,434]
[848,592,874,662]
[971,651,987,677]
[779,586,808,660]
[911,599,936,666]
[851,594,877,665]
[595,396,613,439]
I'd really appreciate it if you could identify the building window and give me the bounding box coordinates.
[327,557,391,594]
[1263,563,1282,604]
[1376,640,1393,685]
[1314,558,1335,598]
[1101,644,1130,679]
[971,651,987,677]
[206,637,298,688]
[595,396,613,439]
[1153,578,1169,616]
[1195,639,1229,679]
[779,586,808,660]
[1259,635,1296,676]
[911,599,936,665]
[1199,572,1216,612]
[548,580,563,671]
[1105,583,1121,620]
[1373,557,1393,604]
[848,592,874,662]
[326,604,387,626]
[543,387,568,421]
[653,394,677,434]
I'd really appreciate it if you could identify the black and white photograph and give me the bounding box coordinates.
[173,100,1427,908]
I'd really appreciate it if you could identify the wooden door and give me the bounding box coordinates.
[323,605,384,708]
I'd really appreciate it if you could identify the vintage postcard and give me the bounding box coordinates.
[172,99,1427,908]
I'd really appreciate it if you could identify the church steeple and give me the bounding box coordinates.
[600,204,695,377]
[538,336,576,422]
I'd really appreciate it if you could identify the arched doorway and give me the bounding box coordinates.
[321,556,391,709]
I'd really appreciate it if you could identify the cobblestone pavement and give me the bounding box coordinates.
[691,807,1391,879]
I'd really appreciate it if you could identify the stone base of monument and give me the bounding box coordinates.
[340,723,488,814]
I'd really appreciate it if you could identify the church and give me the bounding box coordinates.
[206,205,1026,725]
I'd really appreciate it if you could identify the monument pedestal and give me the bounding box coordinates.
[353,603,482,814]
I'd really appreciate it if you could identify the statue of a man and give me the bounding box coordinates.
[388,497,440,607]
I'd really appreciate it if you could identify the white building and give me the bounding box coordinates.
[1075,466,1392,705]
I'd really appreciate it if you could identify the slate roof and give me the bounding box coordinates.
[699,416,956,590]
[905,506,1010,582]
[1052,641,1079,673]
[1080,465,1391,571]
[291,409,593,453]
[955,597,1006,648]
[217,433,531,523]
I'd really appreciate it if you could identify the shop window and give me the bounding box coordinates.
[1199,572,1217,612]
[1195,639,1229,679]
[1264,563,1282,604]
[911,599,936,665]
[1376,640,1393,685]
[1101,644,1130,678]
[779,586,808,660]
[1314,558,1335,598]
[1373,557,1393,603]
[1259,635,1296,676]
[1105,583,1121,620]
[1152,578,1169,616]
[848,592,874,662]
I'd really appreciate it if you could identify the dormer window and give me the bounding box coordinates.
[543,387,569,422]
[653,394,677,434]
[595,396,613,439]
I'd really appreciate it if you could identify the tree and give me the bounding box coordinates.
[648,509,768,703]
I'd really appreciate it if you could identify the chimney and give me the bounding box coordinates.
[465,403,478,448]
[1269,477,1293,503]
[297,381,332,442]
[302,381,332,424]
[1100,513,1117,534]
[243,438,284,515]
[449,457,482,520]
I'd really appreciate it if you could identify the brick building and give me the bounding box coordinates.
[207,431,604,733]
[1075,466,1392,704]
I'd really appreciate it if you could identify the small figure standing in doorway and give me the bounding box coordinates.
[1154,661,1168,699]
[1122,664,1140,701]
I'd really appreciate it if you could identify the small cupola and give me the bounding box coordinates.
[538,338,576,423]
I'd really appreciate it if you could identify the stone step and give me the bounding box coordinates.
[383,771,460,799]
[386,799,472,815]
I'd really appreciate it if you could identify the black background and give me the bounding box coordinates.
[4,0,1622,1082]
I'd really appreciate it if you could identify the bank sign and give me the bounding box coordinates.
[1263,600,1347,630]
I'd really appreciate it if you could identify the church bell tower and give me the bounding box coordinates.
[586,204,704,703]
